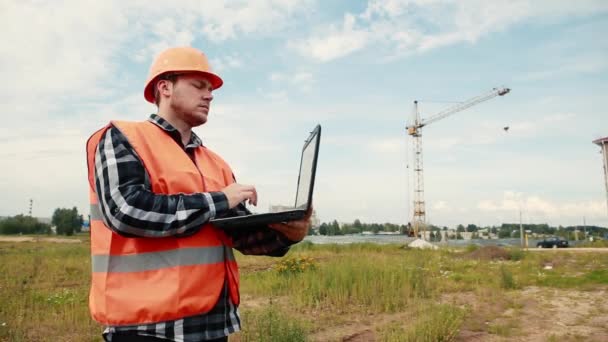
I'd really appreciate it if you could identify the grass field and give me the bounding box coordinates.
[1,238,607,341]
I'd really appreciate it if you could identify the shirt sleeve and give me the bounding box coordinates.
[221,203,297,256]
[94,127,230,238]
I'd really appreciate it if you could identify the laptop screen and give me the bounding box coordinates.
[294,126,320,210]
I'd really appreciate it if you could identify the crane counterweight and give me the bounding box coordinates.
[498,88,511,96]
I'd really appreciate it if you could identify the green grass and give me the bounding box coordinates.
[237,304,310,342]
[500,265,518,290]
[0,242,98,342]
[379,303,464,342]
[536,269,608,288]
[1,240,607,341]
[241,248,438,313]
[577,239,608,248]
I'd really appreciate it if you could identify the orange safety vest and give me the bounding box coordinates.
[86,120,240,326]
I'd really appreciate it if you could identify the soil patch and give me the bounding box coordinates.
[466,246,510,261]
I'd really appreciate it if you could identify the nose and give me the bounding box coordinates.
[203,90,213,102]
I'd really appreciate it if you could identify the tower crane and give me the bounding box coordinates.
[406,87,511,239]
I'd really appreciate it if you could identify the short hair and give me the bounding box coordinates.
[153,73,181,107]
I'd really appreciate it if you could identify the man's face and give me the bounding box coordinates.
[166,74,214,127]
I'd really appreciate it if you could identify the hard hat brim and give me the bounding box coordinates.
[144,71,223,104]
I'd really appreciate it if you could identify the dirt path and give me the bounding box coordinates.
[0,236,81,243]
[295,286,608,341]
[526,247,608,253]
[455,286,608,342]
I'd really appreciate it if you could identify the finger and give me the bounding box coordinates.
[240,190,255,204]
[239,185,257,206]
[251,187,258,206]
[241,184,256,192]
[269,223,289,231]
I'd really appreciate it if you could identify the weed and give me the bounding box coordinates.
[238,304,309,342]
[465,244,480,253]
[488,319,519,337]
[500,265,517,290]
[274,256,317,275]
[46,289,78,306]
[379,304,464,342]
[508,249,525,261]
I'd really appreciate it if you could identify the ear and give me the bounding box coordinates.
[156,79,173,98]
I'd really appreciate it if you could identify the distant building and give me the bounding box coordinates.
[269,205,320,228]
[82,220,90,232]
[377,231,400,235]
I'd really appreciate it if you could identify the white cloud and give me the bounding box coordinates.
[0,1,128,102]
[264,90,289,103]
[290,0,608,62]
[433,201,452,211]
[477,191,606,222]
[133,17,196,63]
[424,111,576,151]
[211,54,244,72]
[268,71,315,93]
[196,0,315,42]
[369,138,404,153]
[289,13,370,62]
[516,54,608,82]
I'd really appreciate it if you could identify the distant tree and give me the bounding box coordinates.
[0,215,51,235]
[319,223,328,235]
[433,231,443,242]
[371,223,381,234]
[466,224,478,232]
[498,230,511,238]
[457,224,465,233]
[52,207,83,236]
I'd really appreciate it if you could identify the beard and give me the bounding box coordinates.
[170,100,208,128]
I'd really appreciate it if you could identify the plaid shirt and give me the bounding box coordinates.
[94,114,294,341]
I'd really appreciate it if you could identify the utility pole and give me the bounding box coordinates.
[593,137,608,215]
[583,216,587,241]
[519,210,524,248]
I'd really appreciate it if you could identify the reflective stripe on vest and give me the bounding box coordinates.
[86,120,240,326]
[91,246,233,273]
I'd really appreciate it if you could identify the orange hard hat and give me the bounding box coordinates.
[144,47,223,103]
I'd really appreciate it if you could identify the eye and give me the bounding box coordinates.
[192,82,203,89]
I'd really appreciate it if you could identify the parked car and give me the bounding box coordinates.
[536,236,569,248]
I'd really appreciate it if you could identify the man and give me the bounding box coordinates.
[85,46,311,342]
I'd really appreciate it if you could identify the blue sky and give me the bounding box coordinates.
[1,0,607,227]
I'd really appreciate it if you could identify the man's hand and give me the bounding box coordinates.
[221,183,258,209]
[269,207,313,242]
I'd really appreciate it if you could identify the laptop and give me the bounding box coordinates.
[210,124,321,229]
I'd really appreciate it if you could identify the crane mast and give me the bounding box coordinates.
[406,87,510,239]
[410,101,426,238]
